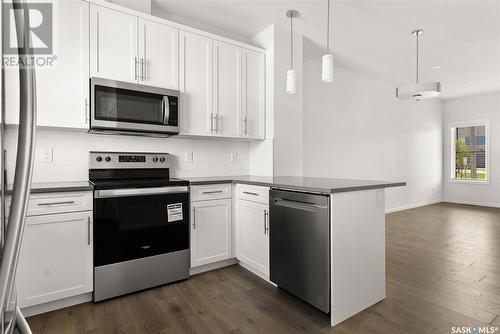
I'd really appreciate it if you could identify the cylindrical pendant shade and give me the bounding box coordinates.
[322,54,333,83]
[286,69,296,94]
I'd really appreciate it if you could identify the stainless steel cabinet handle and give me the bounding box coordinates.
[192,207,196,229]
[37,201,75,206]
[209,113,213,133]
[87,217,91,245]
[141,58,145,81]
[214,114,219,133]
[244,116,248,135]
[264,209,269,235]
[243,191,259,196]
[85,98,89,124]
[202,190,223,194]
[134,56,138,81]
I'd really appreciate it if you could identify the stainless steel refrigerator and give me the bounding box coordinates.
[1,0,37,333]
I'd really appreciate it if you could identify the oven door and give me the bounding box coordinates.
[93,186,189,267]
[90,77,179,135]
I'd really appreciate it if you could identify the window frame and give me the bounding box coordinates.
[448,119,489,184]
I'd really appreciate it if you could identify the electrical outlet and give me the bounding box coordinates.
[40,148,53,163]
[184,152,193,163]
[231,152,238,163]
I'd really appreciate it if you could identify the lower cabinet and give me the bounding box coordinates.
[16,211,93,308]
[190,198,232,267]
[235,198,269,277]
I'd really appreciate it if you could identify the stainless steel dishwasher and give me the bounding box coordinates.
[269,188,330,313]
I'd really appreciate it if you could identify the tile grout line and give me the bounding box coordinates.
[489,315,498,326]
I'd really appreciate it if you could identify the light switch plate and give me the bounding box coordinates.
[231,152,238,162]
[40,148,53,163]
[185,152,193,163]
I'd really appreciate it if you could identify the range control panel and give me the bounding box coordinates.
[89,152,170,169]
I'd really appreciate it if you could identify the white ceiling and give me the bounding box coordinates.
[152,0,500,99]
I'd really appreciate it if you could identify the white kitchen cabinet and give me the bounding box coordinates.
[179,31,213,136]
[242,49,266,139]
[190,199,232,267]
[90,5,138,83]
[213,41,242,138]
[235,198,269,276]
[5,0,89,128]
[16,211,93,308]
[139,19,179,90]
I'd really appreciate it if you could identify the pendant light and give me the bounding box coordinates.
[396,29,441,101]
[286,10,299,94]
[322,0,333,82]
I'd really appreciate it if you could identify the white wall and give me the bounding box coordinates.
[301,41,443,211]
[442,91,500,207]
[272,25,304,177]
[4,128,250,184]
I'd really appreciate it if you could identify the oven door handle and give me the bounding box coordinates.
[95,186,188,198]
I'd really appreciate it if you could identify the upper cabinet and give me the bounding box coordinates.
[179,38,266,139]
[179,31,213,136]
[213,41,242,138]
[90,5,178,89]
[86,3,264,139]
[5,1,89,128]
[139,19,179,90]
[90,5,138,83]
[242,49,266,140]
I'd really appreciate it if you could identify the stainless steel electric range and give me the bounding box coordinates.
[89,152,190,302]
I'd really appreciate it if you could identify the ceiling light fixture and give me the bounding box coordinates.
[322,0,333,83]
[396,29,441,101]
[286,9,298,94]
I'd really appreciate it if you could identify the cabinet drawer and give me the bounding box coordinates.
[236,184,269,204]
[191,184,232,201]
[7,191,93,217]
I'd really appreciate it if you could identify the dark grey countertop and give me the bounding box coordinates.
[185,175,406,194]
[6,176,405,196]
[6,181,93,195]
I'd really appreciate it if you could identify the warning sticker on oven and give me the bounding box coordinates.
[167,203,183,222]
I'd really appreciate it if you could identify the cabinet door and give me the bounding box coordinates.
[179,31,213,136]
[5,1,89,128]
[16,212,93,308]
[191,199,232,267]
[139,19,179,89]
[213,41,242,138]
[242,49,265,139]
[90,5,138,83]
[236,199,269,276]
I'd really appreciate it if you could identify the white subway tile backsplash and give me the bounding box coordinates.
[5,128,250,184]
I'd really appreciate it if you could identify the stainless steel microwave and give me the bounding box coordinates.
[89,77,180,137]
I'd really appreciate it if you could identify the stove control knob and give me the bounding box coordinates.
[96,156,102,162]
[105,156,111,162]
[153,157,158,162]
[160,157,165,163]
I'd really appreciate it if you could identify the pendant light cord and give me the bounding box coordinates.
[326,0,330,54]
[290,12,294,69]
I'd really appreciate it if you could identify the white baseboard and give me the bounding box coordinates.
[385,199,442,213]
[442,199,500,208]
[21,293,92,317]
[189,258,238,276]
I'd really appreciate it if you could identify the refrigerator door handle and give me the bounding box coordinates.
[0,1,37,332]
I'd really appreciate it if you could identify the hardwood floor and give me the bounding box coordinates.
[27,203,500,334]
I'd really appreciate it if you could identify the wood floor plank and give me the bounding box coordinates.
[26,202,500,334]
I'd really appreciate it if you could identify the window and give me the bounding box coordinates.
[450,121,488,182]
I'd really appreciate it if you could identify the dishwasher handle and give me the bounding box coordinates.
[272,198,328,211]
